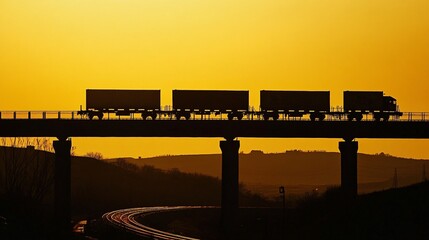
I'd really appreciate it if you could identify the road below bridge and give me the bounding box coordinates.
[102,206,209,240]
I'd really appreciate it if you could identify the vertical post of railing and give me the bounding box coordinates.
[28,112,31,119]
[13,112,16,120]
[58,112,61,119]
[71,112,74,120]
[43,112,46,119]
[0,112,2,119]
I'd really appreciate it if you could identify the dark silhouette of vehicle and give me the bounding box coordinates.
[77,89,401,121]
[173,90,249,120]
[344,91,402,121]
[260,90,330,121]
[78,89,161,120]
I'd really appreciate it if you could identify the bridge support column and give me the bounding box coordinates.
[53,138,72,240]
[339,140,358,199]
[220,139,240,235]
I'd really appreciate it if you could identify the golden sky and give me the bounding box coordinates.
[1,0,429,158]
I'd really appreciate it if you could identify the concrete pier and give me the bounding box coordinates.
[220,139,240,234]
[53,138,72,240]
[339,140,358,199]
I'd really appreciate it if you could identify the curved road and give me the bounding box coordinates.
[102,206,209,240]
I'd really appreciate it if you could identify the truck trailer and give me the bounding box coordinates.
[260,90,330,120]
[78,89,161,120]
[172,90,249,120]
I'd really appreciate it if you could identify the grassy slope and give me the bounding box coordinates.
[139,181,429,240]
[72,155,269,217]
[0,146,270,238]
[308,182,429,240]
[0,146,269,218]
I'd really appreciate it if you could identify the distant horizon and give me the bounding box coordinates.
[3,137,429,160]
[99,148,429,161]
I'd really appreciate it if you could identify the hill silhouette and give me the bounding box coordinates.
[0,145,268,238]
[71,156,268,218]
[106,150,429,197]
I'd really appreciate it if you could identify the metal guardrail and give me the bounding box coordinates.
[0,111,428,121]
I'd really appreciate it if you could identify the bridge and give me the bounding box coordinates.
[1,110,429,239]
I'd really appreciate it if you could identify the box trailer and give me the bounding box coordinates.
[260,90,330,120]
[81,89,161,119]
[343,91,384,112]
[172,90,249,120]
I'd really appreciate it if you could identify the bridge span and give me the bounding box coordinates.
[1,119,429,139]
[1,114,429,239]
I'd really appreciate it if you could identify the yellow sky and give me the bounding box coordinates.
[1,0,429,158]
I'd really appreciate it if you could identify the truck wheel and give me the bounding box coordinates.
[356,114,363,121]
[263,114,269,121]
[273,114,279,121]
[228,114,234,120]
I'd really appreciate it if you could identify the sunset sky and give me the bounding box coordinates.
[1,0,428,158]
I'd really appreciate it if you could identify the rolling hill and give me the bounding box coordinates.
[0,146,269,213]
[106,150,429,197]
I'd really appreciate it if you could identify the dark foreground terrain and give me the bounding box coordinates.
[0,145,269,239]
[2,145,428,239]
[137,182,429,240]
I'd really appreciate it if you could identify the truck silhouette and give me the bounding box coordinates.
[77,89,402,121]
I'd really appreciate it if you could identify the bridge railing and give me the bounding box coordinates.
[0,111,83,120]
[0,111,428,122]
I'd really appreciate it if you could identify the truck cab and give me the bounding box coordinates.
[383,96,397,112]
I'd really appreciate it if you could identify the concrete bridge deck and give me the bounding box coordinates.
[0,119,428,139]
